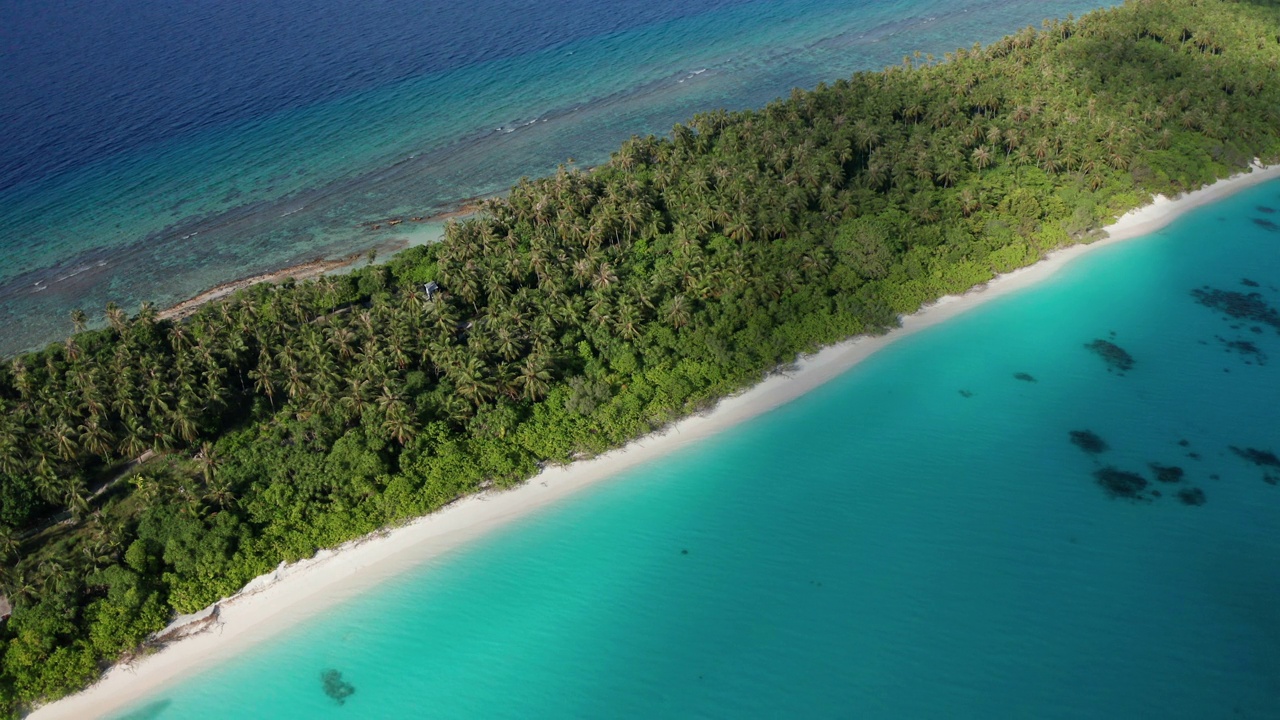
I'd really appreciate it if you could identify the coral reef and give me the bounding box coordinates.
[1069,430,1109,454]
[1094,467,1149,500]
[1177,487,1207,505]
[1086,339,1135,373]
[321,669,356,705]
[1149,463,1185,483]
[1191,286,1280,332]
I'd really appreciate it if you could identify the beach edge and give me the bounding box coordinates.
[30,162,1280,720]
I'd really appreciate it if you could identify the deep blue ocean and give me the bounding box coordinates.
[0,0,1112,355]
[111,179,1280,718]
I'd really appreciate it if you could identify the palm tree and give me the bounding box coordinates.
[50,421,79,462]
[169,399,200,444]
[136,301,157,327]
[339,376,374,418]
[64,484,91,522]
[328,325,358,361]
[494,328,522,361]
[662,295,691,329]
[9,357,34,402]
[70,309,88,333]
[0,416,24,476]
[592,262,619,291]
[150,424,177,452]
[971,145,994,170]
[382,411,415,446]
[452,357,495,408]
[615,301,642,340]
[3,566,38,607]
[204,473,238,510]
[195,442,218,484]
[853,119,881,153]
[0,525,20,563]
[81,534,117,572]
[725,218,755,243]
[105,302,128,333]
[516,354,553,401]
[78,416,114,458]
[935,159,961,187]
[250,360,278,407]
[375,385,416,445]
[119,417,150,460]
[284,367,310,402]
[38,559,69,596]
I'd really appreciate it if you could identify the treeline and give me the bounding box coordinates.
[3,0,1280,713]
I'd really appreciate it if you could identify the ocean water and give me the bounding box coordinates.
[110,180,1280,719]
[0,0,1114,355]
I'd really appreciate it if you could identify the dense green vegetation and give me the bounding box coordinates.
[2,0,1280,713]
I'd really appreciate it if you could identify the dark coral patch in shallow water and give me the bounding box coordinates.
[1230,447,1280,485]
[1231,446,1280,468]
[1191,287,1280,333]
[1070,430,1108,454]
[1094,467,1149,500]
[1216,336,1269,365]
[1242,278,1261,287]
[1086,339,1135,373]
[321,669,355,705]
[1150,463,1185,483]
[1177,488,1207,506]
[1013,372,1036,382]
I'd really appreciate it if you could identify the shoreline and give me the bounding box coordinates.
[32,162,1280,719]
[154,196,491,323]
[156,253,368,322]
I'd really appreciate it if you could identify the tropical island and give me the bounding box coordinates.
[2,0,1280,715]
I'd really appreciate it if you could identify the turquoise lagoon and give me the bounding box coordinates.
[114,182,1280,718]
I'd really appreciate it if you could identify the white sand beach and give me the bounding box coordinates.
[30,162,1280,720]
